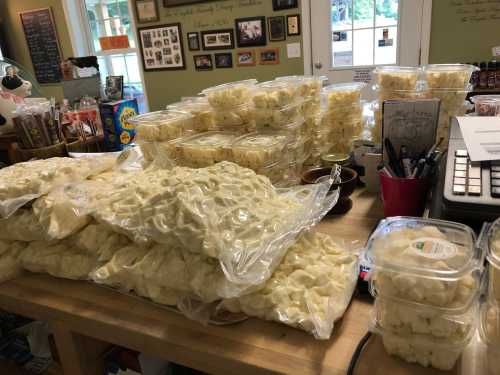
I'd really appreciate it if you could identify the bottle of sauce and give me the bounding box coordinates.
[488,61,497,89]
[479,62,488,89]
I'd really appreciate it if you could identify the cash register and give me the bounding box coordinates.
[430,117,500,224]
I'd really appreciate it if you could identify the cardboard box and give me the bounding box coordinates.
[99,99,138,151]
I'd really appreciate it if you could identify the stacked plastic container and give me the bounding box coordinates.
[366,217,481,371]
[166,97,216,132]
[320,83,365,155]
[471,95,500,116]
[422,64,478,145]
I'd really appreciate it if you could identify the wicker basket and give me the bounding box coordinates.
[65,136,105,153]
[18,142,67,161]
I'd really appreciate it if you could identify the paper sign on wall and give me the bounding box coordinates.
[353,68,372,83]
[493,46,500,57]
[287,43,301,59]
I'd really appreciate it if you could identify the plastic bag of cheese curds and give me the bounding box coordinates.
[0,155,116,219]
[73,162,340,293]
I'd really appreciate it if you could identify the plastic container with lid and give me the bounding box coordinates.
[175,131,237,168]
[129,110,193,142]
[254,100,303,128]
[322,82,365,109]
[373,66,421,91]
[479,301,500,375]
[202,79,257,109]
[486,218,500,303]
[289,135,313,162]
[167,98,215,132]
[252,80,299,109]
[137,139,179,162]
[423,64,479,89]
[471,95,500,116]
[212,103,256,130]
[256,157,289,184]
[366,217,480,309]
[275,75,328,98]
[301,96,321,119]
[232,131,290,169]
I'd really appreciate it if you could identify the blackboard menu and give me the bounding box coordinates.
[20,8,62,84]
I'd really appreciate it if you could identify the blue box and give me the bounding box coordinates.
[99,98,139,151]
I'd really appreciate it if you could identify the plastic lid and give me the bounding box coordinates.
[471,95,500,104]
[479,301,500,346]
[179,131,237,148]
[128,110,192,126]
[201,79,258,95]
[487,218,500,269]
[233,131,290,150]
[367,217,477,280]
[322,82,366,93]
[276,75,328,83]
[423,64,480,73]
[373,66,421,74]
[321,153,350,165]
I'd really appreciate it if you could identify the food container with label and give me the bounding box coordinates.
[254,100,303,128]
[167,97,215,132]
[175,131,238,168]
[252,80,299,109]
[471,95,500,116]
[322,82,365,109]
[232,131,290,170]
[129,110,193,143]
[367,217,480,309]
[479,301,500,375]
[202,79,257,109]
[212,103,256,130]
[487,218,500,303]
[423,64,479,89]
[373,66,421,91]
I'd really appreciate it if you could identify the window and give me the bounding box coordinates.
[79,0,148,112]
[331,0,399,68]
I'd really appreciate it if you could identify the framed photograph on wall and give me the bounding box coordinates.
[287,14,301,36]
[201,29,235,50]
[272,0,298,11]
[236,50,256,67]
[187,32,200,51]
[193,54,213,71]
[268,16,285,42]
[259,48,280,65]
[138,23,186,71]
[235,17,267,47]
[214,53,233,68]
[134,0,159,23]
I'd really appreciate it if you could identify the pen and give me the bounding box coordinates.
[384,138,404,177]
[399,145,412,178]
[411,159,426,178]
[425,137,444,161]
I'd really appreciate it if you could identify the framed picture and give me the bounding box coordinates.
[201,29,235,50]
[235,17,267,47]
[105,75,124,100]
[272,0,298,11]
[187,32,200,51]
[164,0,214,6]
[287,14,301,36]
[268,16,285,42]
[193,54,213,71]
[259,48,280,65]
[134,0,159,23]
[138,23,186,71]
[236,50,256,67]
[214,53,233,68]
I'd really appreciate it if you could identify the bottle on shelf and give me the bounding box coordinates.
[488,61,497,89]
[470,62,480,89]
[479,62,488,89]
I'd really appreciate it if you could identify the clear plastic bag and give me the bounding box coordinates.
[0,240,27,284]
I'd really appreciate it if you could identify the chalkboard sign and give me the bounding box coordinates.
[20,8,62,84]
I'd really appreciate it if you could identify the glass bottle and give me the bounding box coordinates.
[488,61,497,89]
[479,62,488,89]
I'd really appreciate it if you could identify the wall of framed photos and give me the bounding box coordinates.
[135,0,304,111]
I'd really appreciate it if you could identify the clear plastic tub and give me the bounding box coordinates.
[373,66,421,91]
[167,97,216,132]
[137,139,179,162]
[423,64,479,89]
[276,75,328,98]
[301,96,321,120]
[322,82,365,109]
[254,100,303,128]
[202,79,257,109]
[252,80,299,109]
[487,218,500,303]
[175,131,237,168]
[213,103,256,130]
[232,132,291,169]
[471,95,500,117]
[289,135,313,162]
[479,301,500,375]
[256,157,289,184]
[367,217,480,309]
[129,110,192,142]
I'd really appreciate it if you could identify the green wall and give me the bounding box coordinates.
[429,0,499,63]
[142,0,304,111]
[0,0,73,101]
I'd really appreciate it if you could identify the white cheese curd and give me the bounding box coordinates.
[480,302,500,375]
[202,79,257,109]
[254,101,302,128]
[252,81,299,109]
[212,104,256,130]
[232,132,290,170]
[176,131,237,167]
[167,98,216,132]
[222,231,358,339]
[131,111,192,143]
[423,64,476,89]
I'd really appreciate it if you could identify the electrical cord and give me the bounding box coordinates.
[347,331,372,375]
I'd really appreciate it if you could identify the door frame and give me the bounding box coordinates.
[301,0,433,75]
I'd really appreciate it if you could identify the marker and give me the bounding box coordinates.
[399,145,412,178]
[384,138,404,177]
[411,159,426,178]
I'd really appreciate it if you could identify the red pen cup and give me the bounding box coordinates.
[379,171,431,217]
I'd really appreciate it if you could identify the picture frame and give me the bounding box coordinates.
[272,0,298,11]
[236,50,256,67]
[138,23,186,71]
[187,32,200,51]
[193,54,213,71]
[214,53,233,68]
[134,0,159,23]
[268,16,285,42]
[201,29,235,50]
[259,48,280,65]
[235,16,267,48]
[105,75,124,100]
[164,0,214,6]
[287,14,301,36]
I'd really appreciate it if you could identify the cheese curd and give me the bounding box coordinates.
[202,79,257,109]
[176,131,237,167]
[213,104,255,130]
[374,66,420,92]
[423,64,477,89]
[276,76,327,98]
[252,81,298,109]
[167,98,216,132]
[131,111,192,142]
[322,83,364,109]
[254,101,302,128]
[222,231,358,339]
[232,132,290,169]
[479,302,500,375]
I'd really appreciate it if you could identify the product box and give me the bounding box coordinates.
[99,98,138,151]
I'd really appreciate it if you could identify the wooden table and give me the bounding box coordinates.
[0,189,461,375]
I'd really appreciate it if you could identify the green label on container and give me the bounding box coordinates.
[409,237,457,260]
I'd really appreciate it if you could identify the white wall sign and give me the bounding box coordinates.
[353,68,372,83]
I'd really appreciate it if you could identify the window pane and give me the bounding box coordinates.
[353,0,374,29]
[97,56,109,79]
[111,54,129,81]
[332,0,352,31]
[332,30,353,67]
[353,28,374,66]
[376,0,398,27]
[125,53,141,83]
[374,26,397,64]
